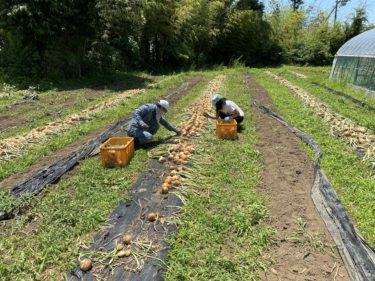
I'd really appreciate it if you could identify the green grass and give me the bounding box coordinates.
[251,69,375,248]
[165,70,273,281]
[0,71,154,112]
[268,66,375,130]
[0,88,124,140]
[2,66,371,281]
[284,65,375,108]
[0,72,198,182]
[0,71,213,281]
[0,155,148,281]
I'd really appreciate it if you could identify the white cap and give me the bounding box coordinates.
[159,100,169,111]
[211,94,223,106]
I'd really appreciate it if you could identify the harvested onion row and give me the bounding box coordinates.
[0,89,144,161]
[266,71,375,168]
[289,71,307,79]
[158,75,226,193]
[78,235,159,275]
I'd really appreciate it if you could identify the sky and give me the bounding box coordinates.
[264,0,375,25]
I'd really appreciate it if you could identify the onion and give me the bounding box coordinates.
[117,249,132,258]
[122,234,132,245]
[343,131,351,137]
[177,166,184,172]
[115,242,124,251]
[172,175,181,181]
[147,212,157,222]
[172,180,181,186]
[161,186,169,194]
[170,170,179,176]
[80,258,92,272]
[158,156,166,163]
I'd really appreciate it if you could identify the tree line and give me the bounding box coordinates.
[0,0,370,80]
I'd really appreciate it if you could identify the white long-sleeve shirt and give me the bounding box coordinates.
[220,100,244,117]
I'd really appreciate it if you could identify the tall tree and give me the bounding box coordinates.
[290,0,303,11]
[235,0,264,13]
[346,7,367,39]
[0,0,95,77]
[95,0,145,68]
[141,0,181,67]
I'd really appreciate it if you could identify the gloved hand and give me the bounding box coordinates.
[141,122,149,130]
[223,116,231,122]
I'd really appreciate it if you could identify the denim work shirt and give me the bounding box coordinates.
[127,103,177,135]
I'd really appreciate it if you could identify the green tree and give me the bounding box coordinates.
[290,0,303,11]
[215,8,274,65]
[346,7,367,40]
[0,0,95,78]
[94,0,145,68]
[235,0,264,12]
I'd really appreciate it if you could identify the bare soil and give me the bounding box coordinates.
[245,75,350,281]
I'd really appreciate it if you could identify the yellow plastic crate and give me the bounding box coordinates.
[216,119,237,140]
[100,137,134,168]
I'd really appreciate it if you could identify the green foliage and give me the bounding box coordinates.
[0,0,275,79]
[345,7,368,40]
[290,0,304,11]
[0,0,372,79]
[0,0,96,78]
[267,4,369,66]
[215,9,275,65]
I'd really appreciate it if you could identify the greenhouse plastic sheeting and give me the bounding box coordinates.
[67,159,182,281]
[252,99,375,281]
[336,28,375,58]
[330,29,375,92]
[330,56,375,92]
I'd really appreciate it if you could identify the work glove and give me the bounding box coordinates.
[140,122,149,130]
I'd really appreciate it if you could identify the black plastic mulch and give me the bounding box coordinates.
[0,120,126,220]
[252,99,375,281]
[0,76,202,221]
[68,159,182,281]
[311,82,375,111]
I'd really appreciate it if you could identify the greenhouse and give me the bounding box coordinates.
[330,28,375,92]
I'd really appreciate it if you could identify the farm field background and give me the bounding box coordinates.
[0,66,374,280]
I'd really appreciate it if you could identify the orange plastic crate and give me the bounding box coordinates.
[216,119,237,140]
[100,137,134,168]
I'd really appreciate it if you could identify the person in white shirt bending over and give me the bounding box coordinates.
[204,94,244,124]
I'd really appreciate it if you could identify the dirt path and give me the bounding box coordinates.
[0,76,202,192]
[245,75,350,281]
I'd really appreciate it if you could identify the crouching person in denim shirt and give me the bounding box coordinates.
[127,100,181,145]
